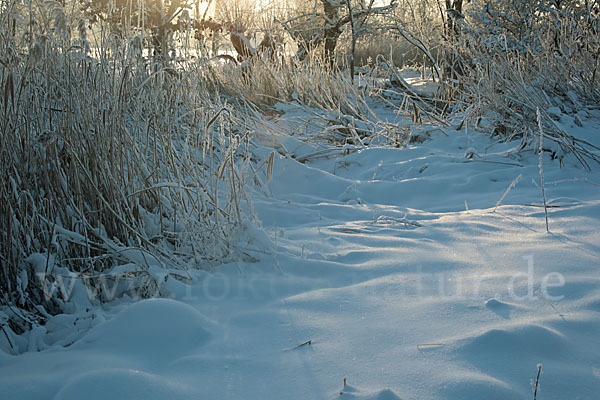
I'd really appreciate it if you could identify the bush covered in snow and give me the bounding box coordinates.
[442,0,600,167]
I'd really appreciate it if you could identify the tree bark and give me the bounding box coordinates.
[345,0,356,83]
[445,0,464,37]
[322,0,343,67]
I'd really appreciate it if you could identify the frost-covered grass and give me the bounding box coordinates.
[443,1,600,168]
[205,54,381,118]
[0,23,260,336]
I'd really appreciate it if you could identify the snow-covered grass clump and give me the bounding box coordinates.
[0,20,265,346]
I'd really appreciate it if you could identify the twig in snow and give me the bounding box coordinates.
[537,109,550,233]
[297,339,312,348]
[340,377,348,395]
[463,159,524,167]
[533,364,542,400]
[535,290,565,320]
[417,343,445,352]
[494,174,522,212]
[288,339,313,351]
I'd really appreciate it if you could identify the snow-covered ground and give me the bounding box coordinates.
[1,94,599,399]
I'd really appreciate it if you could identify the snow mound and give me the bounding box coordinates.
[73,299,215,365]
[484,298,522,319]
[53,369,194,400]
[460,324,567,360]
[337,385,404,400]
[439,375,517,400]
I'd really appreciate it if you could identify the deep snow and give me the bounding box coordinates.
[1,90,599,399]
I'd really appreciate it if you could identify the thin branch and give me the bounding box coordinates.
[383,23,442,80]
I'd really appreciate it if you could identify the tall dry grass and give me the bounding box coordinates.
[0,2,257,338]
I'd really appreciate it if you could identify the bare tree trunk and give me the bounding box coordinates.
[445,0,464,38]
[442,0,466,81]
[322,0,343,68]
[280,0,395,66]
[345,0,356,83]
